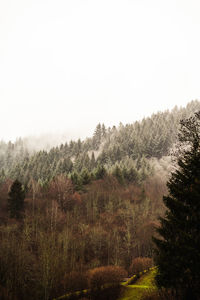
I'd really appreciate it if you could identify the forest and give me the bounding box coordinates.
[0,100,200,300]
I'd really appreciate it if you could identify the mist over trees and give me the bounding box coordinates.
[0,100,200,187]
[0,100,200,299]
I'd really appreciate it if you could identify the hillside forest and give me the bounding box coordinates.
[0,100,200,299]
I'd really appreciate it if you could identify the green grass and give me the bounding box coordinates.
[54,268,157,300]
[118,269,157,300]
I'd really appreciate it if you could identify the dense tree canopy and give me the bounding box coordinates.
[0,100,200,187]
[1,102,199,299]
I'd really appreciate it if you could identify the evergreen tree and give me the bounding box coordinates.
[94,164,106,180]
[98,150,108,165]
[70,171,82,191]
[80,168,91,185]
[90,152,96,169]
[153,112,200,300]
[112,165,124,184]
[8,179,25,219]
[122,166,138,183]
[93,123,102,150]
[102,123,107,138]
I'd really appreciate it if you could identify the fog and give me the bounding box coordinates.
[1,0,200,142]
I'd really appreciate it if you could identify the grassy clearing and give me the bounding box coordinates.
[118,269,157,300]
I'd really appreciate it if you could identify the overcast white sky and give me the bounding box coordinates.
[1,0,200,142]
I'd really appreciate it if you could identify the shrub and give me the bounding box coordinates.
[129,257,153,275]
[88,265,127,289]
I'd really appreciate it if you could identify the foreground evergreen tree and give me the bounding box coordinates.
[8,179,25,218]
[153,112,200,300]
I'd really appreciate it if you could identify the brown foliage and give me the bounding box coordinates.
[143,175,167,210]
[136,221,159,257]
[0,179,13,220]
[88,265,127,289]
[71,192,82,205]
[48,175,76,211]
[129,257,153,275]
[62,271,88,293]
[123,184,144,203]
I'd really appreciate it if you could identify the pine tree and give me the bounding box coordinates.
[102,123,107,138]
[8,179,25,219]
[94,164,106,180]
[90,152,96,170]
[70,171,82,191]
[153,112,200,300]
[93,123,102,150]
[113,165,124,184]
[80,168,91,185]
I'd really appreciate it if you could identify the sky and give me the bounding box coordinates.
[1,0,200,142]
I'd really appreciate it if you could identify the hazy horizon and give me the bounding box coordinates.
[1,0,200,142]
[0,100,197,147]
